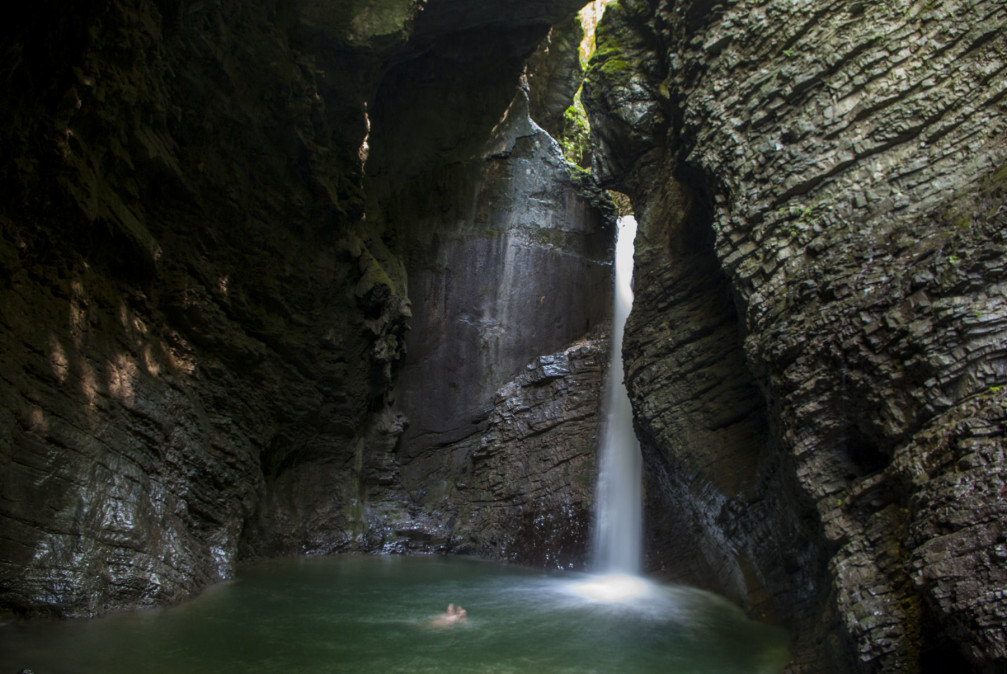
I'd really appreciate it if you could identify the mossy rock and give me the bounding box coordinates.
[587,2,645,84]
[559,91,592,168]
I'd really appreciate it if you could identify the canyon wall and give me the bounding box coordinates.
[347,0,614,563]
[1,0,415,616]
[0,0,606,616]
[7,0,1005,671]
[584,0,1007,671]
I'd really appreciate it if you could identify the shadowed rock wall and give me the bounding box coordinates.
[249,0,610,563]
[527,15,587,140]
[354,0,614,542]
[0,0,607,616]
[384,91,613,496]
[0,0,417,615]
[584,0,1007,671]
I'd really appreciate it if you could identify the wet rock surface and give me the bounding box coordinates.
[389,88,613,496]
[585,0,1007,671]
[442,336,606,569]
[526,15,587,141]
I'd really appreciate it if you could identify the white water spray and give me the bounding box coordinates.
[590,215,643,577]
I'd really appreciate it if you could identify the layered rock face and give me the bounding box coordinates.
[0,0,607,616]
[584,0,1007,671]
[1,0,415,615]
[443,336,606,568]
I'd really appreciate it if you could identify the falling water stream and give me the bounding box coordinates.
[591,215,643,577]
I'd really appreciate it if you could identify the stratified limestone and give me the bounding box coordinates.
[444,336,606,569]
[584,0,1007,671]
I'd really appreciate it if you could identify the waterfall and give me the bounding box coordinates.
[591,215,642,575]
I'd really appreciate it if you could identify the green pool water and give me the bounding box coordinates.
[0,555,790,673]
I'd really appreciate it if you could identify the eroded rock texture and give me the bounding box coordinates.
[527,15,587,140]
[444,336,606,569]
[584,0,1007,671]
[1,0,415,616]
[0,0,606,617]
[387,90,612,501]
[358,0,612,560]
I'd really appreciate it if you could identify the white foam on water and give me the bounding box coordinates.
[571,574,649,602]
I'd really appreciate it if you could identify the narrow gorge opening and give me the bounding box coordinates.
[3,0,1006,672]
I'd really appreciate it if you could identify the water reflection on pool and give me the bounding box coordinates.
[0,555,790,673]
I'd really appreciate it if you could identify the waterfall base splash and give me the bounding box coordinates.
[571,574,649,602]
